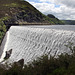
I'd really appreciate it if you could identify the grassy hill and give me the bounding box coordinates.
[61,20,75,25]
[47,14,63,25]
[0,0,63,25]
[0,0,63,44]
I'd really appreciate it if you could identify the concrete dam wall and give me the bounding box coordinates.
[0,26,75,64]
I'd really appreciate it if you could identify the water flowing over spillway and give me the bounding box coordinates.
[0,26,75,64]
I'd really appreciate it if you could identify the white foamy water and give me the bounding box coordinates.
[0,25,75,64]
[0,31,9,62]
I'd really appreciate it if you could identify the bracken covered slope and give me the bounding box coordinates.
[0,0,63,25]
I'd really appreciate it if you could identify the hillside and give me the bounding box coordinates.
[47,14,63,25]
[0,0,63,44]
[61,20,75,25]
[0,0,63,25]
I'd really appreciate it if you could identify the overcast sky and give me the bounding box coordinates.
[26,0,75,20]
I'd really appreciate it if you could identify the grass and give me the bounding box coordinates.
[3,3,19,7]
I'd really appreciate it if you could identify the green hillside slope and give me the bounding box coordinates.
[61,20,75,25]
[47,14,63,25]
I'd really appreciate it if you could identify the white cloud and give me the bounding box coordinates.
[39,0,75,8]
[27,0,75,20]
[56,0,75,8]
[39,0,54,2]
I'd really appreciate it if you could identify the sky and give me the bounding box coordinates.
[26,0,75,20]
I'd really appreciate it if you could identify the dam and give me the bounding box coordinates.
[0,25,75,64]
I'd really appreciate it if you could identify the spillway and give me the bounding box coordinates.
[0,26,75,64]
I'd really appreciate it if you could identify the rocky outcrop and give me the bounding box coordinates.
[4,49,12,59]
[14,59,24,68]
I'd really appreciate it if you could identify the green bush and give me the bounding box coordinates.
[0,18,6,44]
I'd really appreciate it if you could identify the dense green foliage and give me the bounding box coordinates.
[0,44,75,75]
[0,18,7,44]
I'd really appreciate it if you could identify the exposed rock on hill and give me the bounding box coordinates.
[4,49,12,59]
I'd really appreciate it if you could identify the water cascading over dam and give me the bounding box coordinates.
[0,26,75,64]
